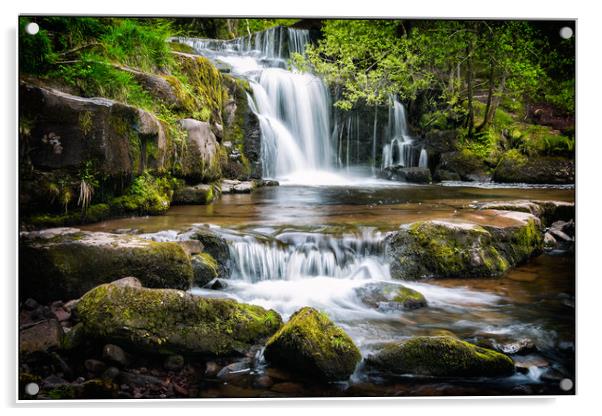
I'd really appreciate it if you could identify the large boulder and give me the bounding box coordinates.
[19,228,194,302]
[366,336,514,377]
[264,307,361,381]
[177,118,222,182]
[381,166,432,184]
[385,212,543,280]
[76,280,282,356]
[493,153,574,184]
[19,81,166,176]
[436,150,490,182]
[172,183,216,205]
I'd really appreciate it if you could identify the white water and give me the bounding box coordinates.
[382,98,427,170]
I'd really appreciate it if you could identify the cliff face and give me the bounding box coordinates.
[19,45,261,228]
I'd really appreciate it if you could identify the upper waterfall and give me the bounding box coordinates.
[176,27,337,182]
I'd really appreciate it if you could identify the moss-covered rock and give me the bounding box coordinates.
[493,151,574,184]
[366,336,514,377]
[191,228,230,277]
[192,252,219,286]
[172,183,216,205]
[264,307,361,381]
[386,213,542,280]
[19,228,194,302]
[19,81,166,176]
[436,150,490,182]
[381,166,432,184]
[77,281,282,356]
[356,282,427,311]
[177,118,222,182]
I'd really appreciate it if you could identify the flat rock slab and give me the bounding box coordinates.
[20,228,193,302]
[221,179,257,194]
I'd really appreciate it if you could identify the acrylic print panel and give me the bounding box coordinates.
[18,16,575,400]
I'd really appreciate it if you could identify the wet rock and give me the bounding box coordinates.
[178,118,221,182]
[205,278,228,290]
[23,298,39,310]
[172,184,216,205]
[356,282,427,311]
[50,301,71,322]
[204,361,221,378]
[366,336,514,377]
[437,151,491,182]
[549,228,572,242]
[514,355,550,374]
[119,371,163,387]
[381,166,432,184]
[102,367,121,381]
[77,281,282,356]
[544,232,557,248]
[551,219,575,237]
[20,228,194,302]
[20,81,166,176]
[163,355,185,371]
[102,344,129,367]
[191,228,230,277]
[176,239,203,256]
[493,154,574,184]
[217,359,253,385]
[256,179,279,187]
[220,179,257,194]
[84,359,106,374]
[433,169,461,182]
[254,375,274,388]
[474,200,544,217]
[264,307,361,381]
[19,319,64,356]
[386,213,542,280]
[191,253,219,287]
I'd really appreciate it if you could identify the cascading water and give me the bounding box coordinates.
[382,98,428,170]
[176,27,336,183]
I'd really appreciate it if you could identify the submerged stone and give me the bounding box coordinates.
[76,281,282,356]
[366,336,515,377]
[264,307,361,381]
[356,282,427,311]
[20,228,194,302]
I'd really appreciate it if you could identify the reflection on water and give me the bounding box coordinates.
[83,183,574,233]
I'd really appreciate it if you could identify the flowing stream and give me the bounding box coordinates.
[92,29,578,395]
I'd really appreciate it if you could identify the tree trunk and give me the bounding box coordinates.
[465,40,475,138]
[477,61,495,132]
[486,72,507,126]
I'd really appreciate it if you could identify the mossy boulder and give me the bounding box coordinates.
[366,336,514,377]
[192,252,219,286]
[264,307,361,381]
[493,152,574,184]
[76,280,282,355]
[19,81,166,176]
[19,228,194,302]
[386,213,542,280]
[191,228,230,277]
[356,282,427,311]
[177,118,222,182]
[172,183,216,205]
[436,150,490,182]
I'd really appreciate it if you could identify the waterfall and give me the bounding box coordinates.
[419,148,428,168]
[177,27,335,181]
[228,230,386,282]
[381,98,424,170]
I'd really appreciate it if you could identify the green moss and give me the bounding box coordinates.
[109,172,176,216]
[168,42,196,54]
[47,384,77,399]
[392,286,427,308]
[367,336,515,377]
[76,283,282,355]
[264,307,361,381]
[79,111,93,136]
[191,252,219,286]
